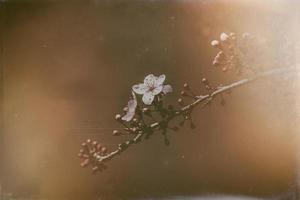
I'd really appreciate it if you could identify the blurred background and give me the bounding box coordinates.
[1,0,300,199]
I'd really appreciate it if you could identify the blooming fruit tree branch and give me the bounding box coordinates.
[77,32,299,173]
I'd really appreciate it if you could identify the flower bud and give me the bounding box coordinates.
[92,166,99,172]
[123,107,128,112]
[115,114,122,121]
[229,32,236,40]
[131,127,137,133]
[220,32,229,42]
[101,147,107,154]
[112,130,120,136]
[180,91,187,96]
[201,78,208,84]
[80,159,90,168]
[183,83,189,89]
[142,107,150,114]
[185,115,190,120]
[83,154,89,158]
[177,98,183,105]
[213,59,220,67]
[211,40,220,48]
[118,143,127,149]
[215,51,225,60]
[96,143,102,150]
[86,139,91,144]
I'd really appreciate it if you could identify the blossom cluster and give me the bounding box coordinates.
[77,70,223,172]
[77,32,265,173]
[118,74,173,132]
[211,32,253,74]
[78,74,176,172]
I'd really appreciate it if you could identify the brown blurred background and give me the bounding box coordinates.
[1,0,300,199]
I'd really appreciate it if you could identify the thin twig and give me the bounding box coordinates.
[88,66,299,167]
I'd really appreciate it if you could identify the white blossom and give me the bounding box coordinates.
[132,74,172,105]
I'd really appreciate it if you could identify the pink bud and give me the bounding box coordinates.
[80,159,90,168]
[96,143,102,150]
[101,147,107,154]
[220,32,229,42]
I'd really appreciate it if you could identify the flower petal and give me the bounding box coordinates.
[122,111,135,122]
[144,74,156,87]
[156,74,166,86]
[151,85,163,95]
[142,91,155,105]
[132,83,147,95]
[128,92,137,112]
[122,92,137,122]
[162,84,173,94]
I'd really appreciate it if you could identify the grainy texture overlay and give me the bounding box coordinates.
[1,0,300,199]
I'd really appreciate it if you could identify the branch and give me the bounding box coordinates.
[78,66,298,172]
